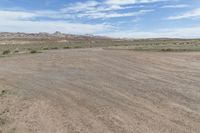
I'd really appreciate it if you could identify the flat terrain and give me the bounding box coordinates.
[1,37,200,56]
[0,48,200,133]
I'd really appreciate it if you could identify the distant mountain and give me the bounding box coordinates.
[0,32,113,41]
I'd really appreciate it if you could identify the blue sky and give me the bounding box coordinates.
[0,0,200,38]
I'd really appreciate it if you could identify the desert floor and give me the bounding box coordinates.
[0,48,200,133]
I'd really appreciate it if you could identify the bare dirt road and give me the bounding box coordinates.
[0,48,200,133]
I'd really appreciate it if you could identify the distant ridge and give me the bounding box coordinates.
[0,32,198,41]
[0,32,113,40]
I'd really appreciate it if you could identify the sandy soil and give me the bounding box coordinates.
[0,48,200,133]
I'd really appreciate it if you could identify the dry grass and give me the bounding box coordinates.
[0,39,200,57]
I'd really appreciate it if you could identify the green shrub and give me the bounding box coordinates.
[2,50,10,55]
[14,50,19,53]
[43,47,49,50]
[0,90,7,96]
[30,50,37,54]
[0,117,6,126]
[161,48,173,52]
[74,46,81,49]
[63,46,70,49]
[51,47,58,50]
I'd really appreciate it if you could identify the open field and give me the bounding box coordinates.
[106,39,200,52]
[0,37,200,56]
[0,48,200,133]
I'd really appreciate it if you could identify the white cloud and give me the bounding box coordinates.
[61,1,99,13]
[0,10,36,20]
[78,10,153,19]
[167,8,200,20]
[3,0,195,38]
[0,10,113,34]
[99,26,200,38]
[105,0,166,5]
[105,0,137,5]
[1,8,199,38]
[34,10,72,19]
[60,0,154,19]
[0,19,112,34]
[0,0,154,34]
[161,4,188,8]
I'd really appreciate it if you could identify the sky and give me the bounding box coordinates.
[0,0,200,38]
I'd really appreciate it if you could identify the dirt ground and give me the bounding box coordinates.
[0,48,200,133]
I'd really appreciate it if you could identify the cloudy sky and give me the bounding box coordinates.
[0,0,200,38]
